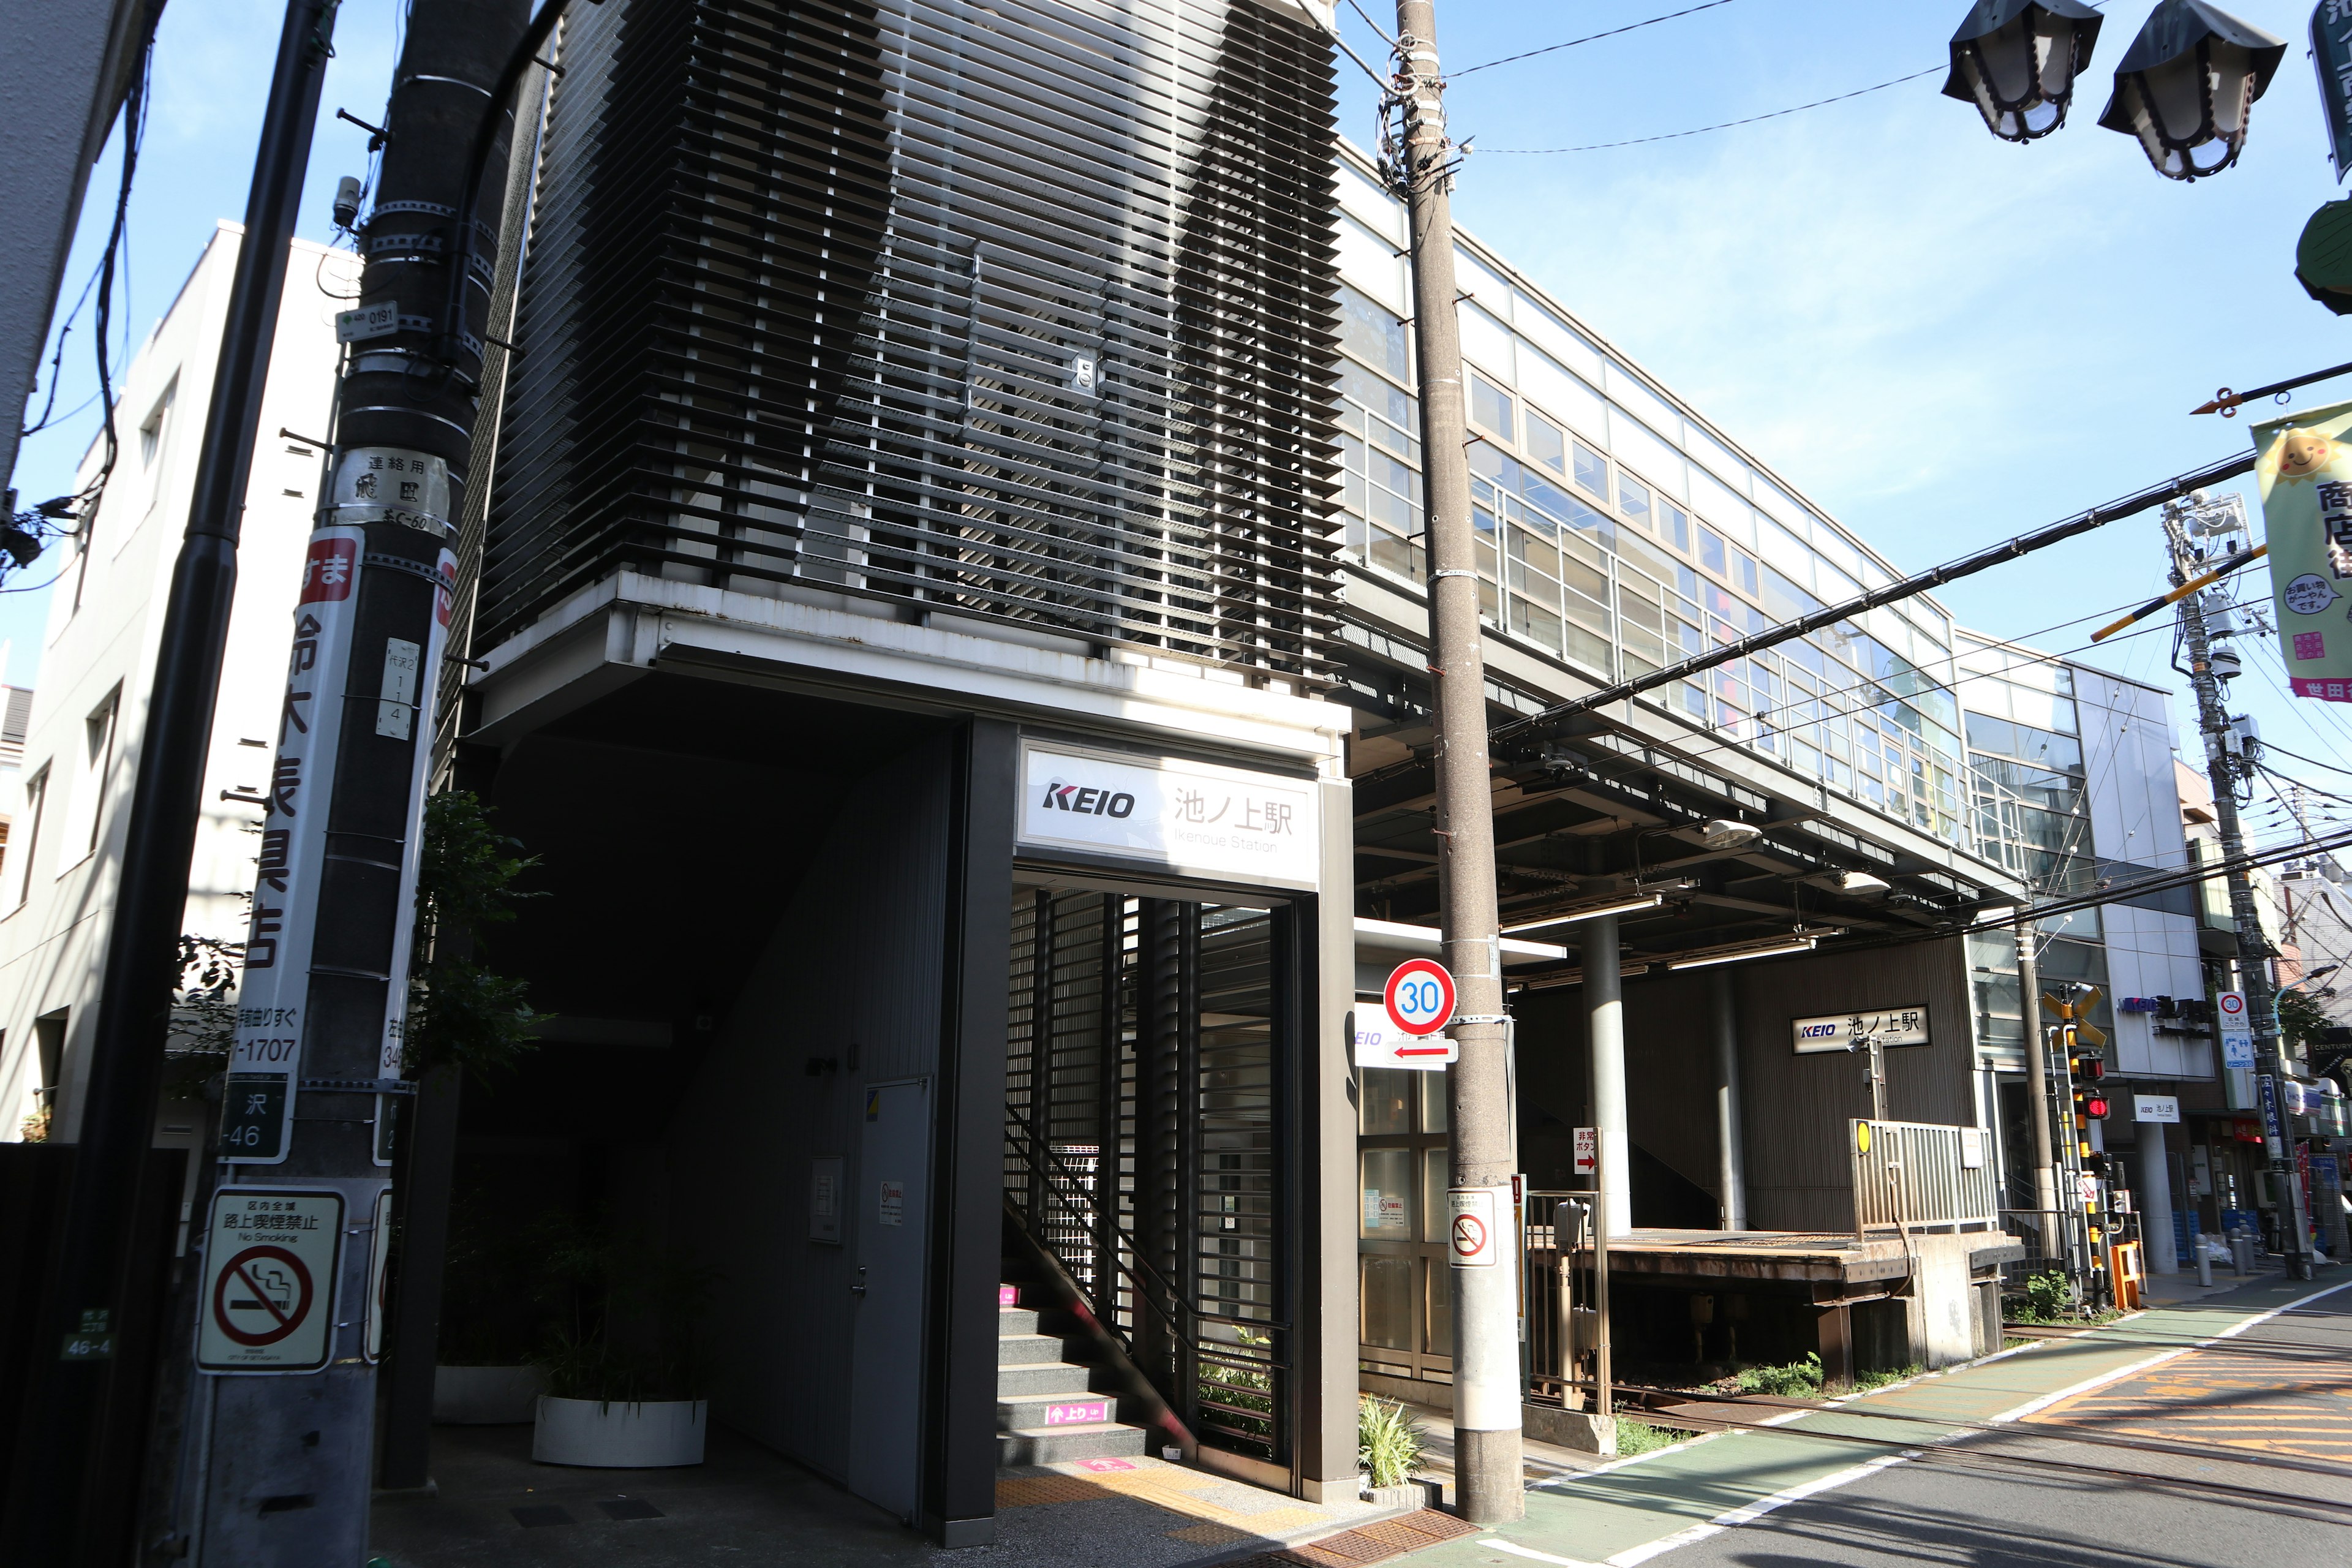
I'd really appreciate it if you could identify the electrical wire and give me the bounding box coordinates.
[1450,1,1741,78]
[1479,66,1943,154]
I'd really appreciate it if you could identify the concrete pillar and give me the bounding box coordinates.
[2139,1120,2178,1275]
[1587,913,1630,1235]
[1710,970,1746,1231]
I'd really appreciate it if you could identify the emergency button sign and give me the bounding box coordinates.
[1383,959,1456,1038]
[197,1189,343,1373]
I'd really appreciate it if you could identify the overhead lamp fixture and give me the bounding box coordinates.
[1694,819,1763,851]
[1499,892,1666,934]
[1665,932,1826,971]
[2097,0,2286,181]
[1510,961,1655,994]
[1804,870,1891,899]
[1943,0,2105,142]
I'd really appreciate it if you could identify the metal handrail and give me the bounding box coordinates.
[1002,1118,1294,1347]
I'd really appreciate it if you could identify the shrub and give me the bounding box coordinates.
[1737,1354,1824,1397]
[1358,1397,1426,1488]
[1612,1418,1685,1457]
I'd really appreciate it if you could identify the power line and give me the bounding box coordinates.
[1452,1,1741,79]
[1478,66,1942,154]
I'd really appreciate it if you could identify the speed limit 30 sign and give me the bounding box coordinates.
[1384,959,1457,1039]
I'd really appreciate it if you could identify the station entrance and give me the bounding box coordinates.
[1000,886,1303,1479]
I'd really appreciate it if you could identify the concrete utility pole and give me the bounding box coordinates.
[1,6,334,1559]
[186,2,530,1559]
[1388,0,1523,1523]
[2016,921,2062,1228]
[2165,497,2315,1280]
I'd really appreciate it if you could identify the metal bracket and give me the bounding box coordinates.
[1430,568,1477,580]
[298,1078,419,1096]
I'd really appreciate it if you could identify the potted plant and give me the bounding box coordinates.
[431,1197,552,1423]
[1358,1396,1432,1509]
[529,1218,718,1468]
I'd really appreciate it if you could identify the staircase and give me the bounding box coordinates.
[997,1281,1154,1466]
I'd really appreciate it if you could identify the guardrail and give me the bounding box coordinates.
[1849,1120,1998,1235]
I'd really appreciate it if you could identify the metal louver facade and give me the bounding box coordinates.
[485,0,1343,684]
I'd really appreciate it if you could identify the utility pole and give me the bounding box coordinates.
[183,3,532,1559]
[0,7,336,1560]
[2165,496,2315,1280]
[2016,921,2062,1244]
[1387,0,1522,1523]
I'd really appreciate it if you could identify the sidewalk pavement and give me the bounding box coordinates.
[1395,1264,2351,1568]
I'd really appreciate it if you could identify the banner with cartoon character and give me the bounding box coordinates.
[2253,399,2352,703]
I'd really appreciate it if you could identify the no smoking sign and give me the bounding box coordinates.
[197,1189,342,1373]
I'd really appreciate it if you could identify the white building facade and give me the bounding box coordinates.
[0,226,356,1147]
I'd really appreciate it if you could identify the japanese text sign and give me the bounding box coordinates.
[1790,1005,1929,1055]
[1017,741,1319,888]
[2253,401,2352,703]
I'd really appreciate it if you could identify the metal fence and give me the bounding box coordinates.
[1849,1120,1999,1235]
[1521,1191,1609,1414]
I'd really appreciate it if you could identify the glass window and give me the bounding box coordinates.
[1340,284,1409,383]
[1604,361,1683,448]
[1422,1147,1451,1243]
[1618,473,1651,529]
[1513,290,1605,382]
[1573,440,1608,500]
[1419,1070,1448,1133]
[1610,412,1687,501]
[1360,1067,1413,1134]
[1457,245,1515,318]
[1425,1257,1453,1354]
[1656,500,1691,553]
[1518,345,1608,444]
[1361,1255,1414,1350]
[1460,302,1515,382]
[1470,372,1515,441]
[1361,1148,1415,1237]
[1338,214,1409,313]
[1526,410,1566,474]
[1698,526,1727,578]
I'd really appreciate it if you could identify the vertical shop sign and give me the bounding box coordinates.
[2253,402,2352,703]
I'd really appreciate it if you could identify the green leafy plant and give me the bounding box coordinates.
[528,1215,718,1404]
[1358,1397,1427,1488]
[2012,1268,2074,1324]
[1852,1363,1921,1393]
[404,791,546,1084]
[161,933,243,1101]
[1736,1353,1823,1398]
[2277,987,2330,1056]
[1611,1418,1686,1457]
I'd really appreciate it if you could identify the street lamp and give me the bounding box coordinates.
[1943,0,2106,143]
[2095,0,2287,181]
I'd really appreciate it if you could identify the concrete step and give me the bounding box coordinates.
[997,1359,1102,1399]
[997,1387,1122,1431]
[997,1420,1151,1466]
[997,1332,1065,1366]
[997,1305,1042,1336]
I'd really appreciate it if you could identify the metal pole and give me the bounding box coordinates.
[1593,1153,1611,1435]
[1388,0,1520,1523]
[0,7,336,1558]
[2016,922,2060,1226]
[1586,913,1629,1236]
[1708,970,1746,1230]
[186,4,532,1558]
[2165,500,2315,1280]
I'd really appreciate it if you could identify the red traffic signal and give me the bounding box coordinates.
[2084,1093,2111,1120]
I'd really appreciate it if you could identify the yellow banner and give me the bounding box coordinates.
[2253,399,2352,702]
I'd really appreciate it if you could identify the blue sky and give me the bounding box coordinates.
[7,0,2348,837]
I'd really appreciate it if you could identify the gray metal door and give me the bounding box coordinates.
[847,1077,932,1520]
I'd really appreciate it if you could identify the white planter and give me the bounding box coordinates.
[532,1395,707,1468]
[433,1365,546,1425]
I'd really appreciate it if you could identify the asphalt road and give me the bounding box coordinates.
[1652,1292,2352,1568]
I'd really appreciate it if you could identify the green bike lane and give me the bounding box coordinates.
[1403,1270,2352,1568]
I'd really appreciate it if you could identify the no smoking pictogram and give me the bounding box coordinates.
[1450,1213,1487,1258]
[197,1188,342,1373]
[212,1245,314,1346]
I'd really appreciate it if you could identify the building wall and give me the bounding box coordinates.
[1732,941,1976,1234]
[0,227,355,1141]
[664,737,951,1477]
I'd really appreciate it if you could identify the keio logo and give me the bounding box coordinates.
[1796,1023,1841,1040]
[1041,778,1136,818]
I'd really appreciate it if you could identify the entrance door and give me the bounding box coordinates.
[848,1077,932,1520]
